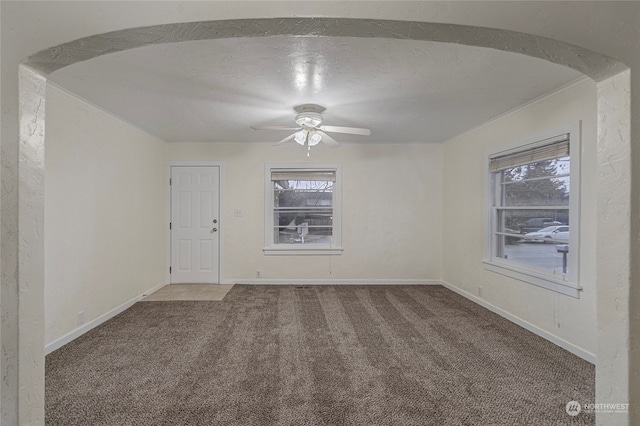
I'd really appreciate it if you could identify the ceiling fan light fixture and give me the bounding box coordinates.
[294,130,307,145]
[308,132,322,146]
[253,104,370,149]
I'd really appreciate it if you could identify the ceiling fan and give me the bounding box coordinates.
[251,104,371,150]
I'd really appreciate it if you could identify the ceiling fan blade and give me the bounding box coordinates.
[318,131,340,147]
[252,125,301,131]
[273,133,296,146]
[319,125,371,136]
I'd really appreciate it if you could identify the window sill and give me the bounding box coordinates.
[482,259,581,298]
[264,246,343,256]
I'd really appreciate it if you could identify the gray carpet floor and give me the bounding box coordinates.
[46,285,595,425]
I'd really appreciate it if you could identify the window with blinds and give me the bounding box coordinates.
[485,125,580,297]
[265,164,342,254]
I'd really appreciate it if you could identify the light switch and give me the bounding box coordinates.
[234,209,243,217]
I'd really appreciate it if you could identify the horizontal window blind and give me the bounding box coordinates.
[271,170,336,182]
[489,136,569,172]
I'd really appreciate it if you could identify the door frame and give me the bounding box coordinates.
[167,161,226,284]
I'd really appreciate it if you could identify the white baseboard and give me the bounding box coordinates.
[232,279,441,285]
[45,281,167,355]
[440,280,595,364]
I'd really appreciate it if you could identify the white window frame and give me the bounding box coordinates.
[483,122,581,298]
[264,163,343,255]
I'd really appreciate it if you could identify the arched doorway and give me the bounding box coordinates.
[16,17,631,423]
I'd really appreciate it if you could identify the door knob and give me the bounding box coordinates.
[211,227,217,233]
[213,219,218,224]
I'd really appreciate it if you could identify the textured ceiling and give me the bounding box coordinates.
[48,35,584,144]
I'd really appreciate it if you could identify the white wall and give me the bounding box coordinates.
[168,142,442,282]
[442,79,598,356]
[44,85,168,347]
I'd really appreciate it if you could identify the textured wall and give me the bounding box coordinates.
[44,86,168,346]
[167,142,443,282]
[595,70,632,424]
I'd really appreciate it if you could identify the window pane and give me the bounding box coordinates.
[501,157,570,206]
[273,219,333,244]
[272,174,333,245]
[496,209,570,273]
[500,239,570,274]
[274,180,333,208]
[502,176,570,206]
[496,209,569,234]
[274,209,333,230]
[273,179,334,191]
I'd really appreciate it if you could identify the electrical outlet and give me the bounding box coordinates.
[256,270,262,278]
[478,286,484,297]
[77,311,85,326]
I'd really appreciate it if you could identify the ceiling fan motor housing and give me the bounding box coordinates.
[295,112,323,128]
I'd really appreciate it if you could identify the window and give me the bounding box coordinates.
[484,124,580,297]
[264,164,342,255]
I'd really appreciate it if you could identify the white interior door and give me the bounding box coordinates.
[171,166,220,284]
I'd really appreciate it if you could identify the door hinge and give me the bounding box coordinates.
[169,178,172,186]
[169,222,172,230]
[169,266,172,274]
